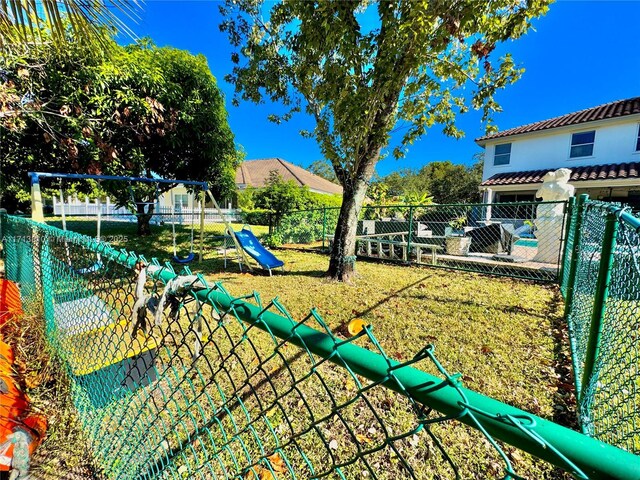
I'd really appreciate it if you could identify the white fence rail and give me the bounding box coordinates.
[52,197,241,224]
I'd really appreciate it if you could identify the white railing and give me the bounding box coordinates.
[52,197,241,224]
[154,206,242,223]
[53,196,133,218]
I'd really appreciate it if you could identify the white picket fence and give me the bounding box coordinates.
[52,197,241,224]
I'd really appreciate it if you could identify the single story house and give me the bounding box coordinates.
[157,158,342,211]
[235,158,343,195]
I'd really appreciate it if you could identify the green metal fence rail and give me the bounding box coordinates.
[275,201,568,282]
[3,214,640,479]
[560,197,640,452]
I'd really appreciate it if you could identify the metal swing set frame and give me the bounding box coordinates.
[28,172,250,268]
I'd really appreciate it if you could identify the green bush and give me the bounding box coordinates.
[307,192,342,208]
[277,208,340,244]
[241,208,272,226]
[263,231,284,247]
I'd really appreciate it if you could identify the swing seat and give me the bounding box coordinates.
[173,252,196,264]
[72,260,103,275]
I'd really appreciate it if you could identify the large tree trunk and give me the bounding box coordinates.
[327,175,372,282]
[136,203,154,236]
[325,72,405,281]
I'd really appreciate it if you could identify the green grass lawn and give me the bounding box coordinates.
[18,221,574,478]
[194,250,569,478]
[207,250,562,415]
[45,217,269,264]
[65,220,566,422]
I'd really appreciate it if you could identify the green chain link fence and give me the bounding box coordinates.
[273,207,340,248]
[2,214,640,479]
[275,201,568,282]
[560,195,640,453]
[559,197,577,296]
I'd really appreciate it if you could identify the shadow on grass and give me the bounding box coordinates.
[332,273,551,335]
[281,269,327,278]
[136,348,308,480]
[333,275,435,333]
[406,291,551,320]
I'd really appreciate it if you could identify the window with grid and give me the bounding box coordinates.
[636,124,640,151]
[493,143,511,165]
[570,130,595,158]
[174,194,189,208]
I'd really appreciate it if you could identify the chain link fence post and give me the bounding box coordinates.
[563,194,589,320]
[407,206,414,265]
[580,208,619,400]
[322,207,327,250]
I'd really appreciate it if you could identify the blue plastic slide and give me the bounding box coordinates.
[234,227,285,275]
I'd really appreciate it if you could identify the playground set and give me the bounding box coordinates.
[0,171,638,478]
[29,172,285,275]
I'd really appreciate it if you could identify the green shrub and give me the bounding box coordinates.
[241,208,272,226]
[307,192,342,208]
[277,208,340,244]
[263,231,284,247]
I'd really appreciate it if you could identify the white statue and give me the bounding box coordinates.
[534,168,575,263]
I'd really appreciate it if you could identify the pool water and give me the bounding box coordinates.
[515,238,538,248]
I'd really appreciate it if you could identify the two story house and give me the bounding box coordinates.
[476,97,640,208]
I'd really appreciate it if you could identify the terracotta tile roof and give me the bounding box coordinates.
[476,97,640,143]
[481,162,640,187]
[235,158,343,195]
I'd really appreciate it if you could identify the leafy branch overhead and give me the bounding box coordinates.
[0,0,140,52]
[220,0,549,280]
[1,34,238,226]
[220,0,550,176]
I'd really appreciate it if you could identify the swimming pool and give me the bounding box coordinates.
[515,238,538,248]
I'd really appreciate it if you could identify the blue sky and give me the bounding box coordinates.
[128,1,640,176]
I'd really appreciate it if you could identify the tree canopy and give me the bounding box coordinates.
[381,159,483,205]
[1,35,237,232]
[220,0,550,280]
[308,159,339,184]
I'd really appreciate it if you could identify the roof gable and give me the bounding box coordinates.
[476,97,640,144]
[235,158,343,195]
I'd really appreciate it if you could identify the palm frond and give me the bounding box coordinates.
[0,0,142,52]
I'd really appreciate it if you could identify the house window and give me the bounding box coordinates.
[570,130,595,158]
[174,194,189,208]
[636,124,640,151]
[493,143,511,165]
[495,193,535,203]
[493,193,536,219]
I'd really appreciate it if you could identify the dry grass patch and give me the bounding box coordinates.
[0,308,103,479]
[208,250,562,415]
[198,249,572,478]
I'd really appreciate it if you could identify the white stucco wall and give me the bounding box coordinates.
[158,185,195,209]
[481,116,640,182]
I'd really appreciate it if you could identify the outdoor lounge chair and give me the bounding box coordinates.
[467,223,520,255]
